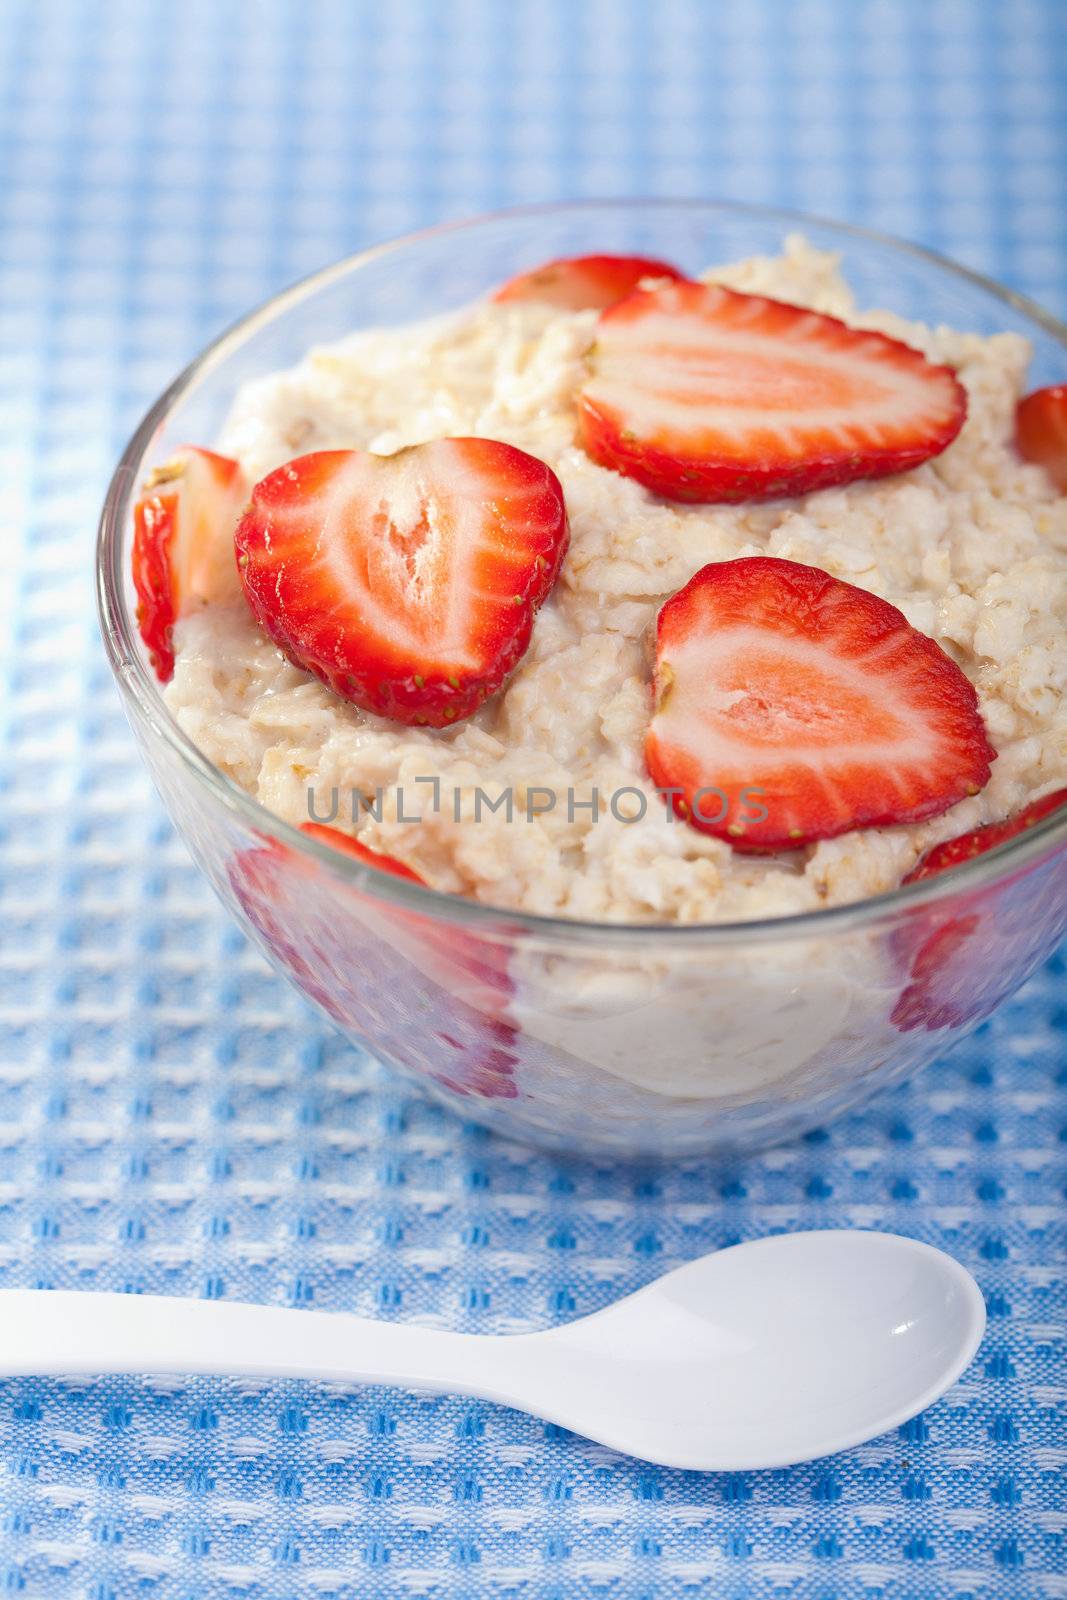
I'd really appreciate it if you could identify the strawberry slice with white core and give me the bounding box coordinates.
[132,446,249,681]
[492,253,687,312]
[578,281,968,502]
[235,440,569,727]
[645,557,995,852]
[1015,384,1067,491]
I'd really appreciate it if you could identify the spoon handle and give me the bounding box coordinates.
[0,1291,530,1398]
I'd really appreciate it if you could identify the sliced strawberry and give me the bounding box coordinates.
[1015,384,1067,491]
[492,253,686,312]
[903,788,1067,885]
[645,557,995,853]
[300,822,425,883]
[298,821,510,1019]
[132,446,248,681]
[891,908,993,1033]
[230,831,518,1099]
[235,441,569,727]
[577,281,967,503]
[892,791,1067,1033]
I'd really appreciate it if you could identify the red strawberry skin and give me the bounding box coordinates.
[892,790,1067,1033]
[230,831,518,1098]
[296,822,518,1029]
[578,281,968,503]
[645,557,996,853]
[298,821,511,1015]
[300,822,424,883]
[890,908,990,1033]
[235,440,569,728]
[132,446,247,681]
[903,788,1067,885]
[1015,384,1067,491]
[493,253,686,312]
[133,493,180,680]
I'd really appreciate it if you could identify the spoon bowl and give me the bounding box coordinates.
[0,1230,984,1471]
[521,1230,986,1469]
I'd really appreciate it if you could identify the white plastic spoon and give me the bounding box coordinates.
[0,1230,983,1471]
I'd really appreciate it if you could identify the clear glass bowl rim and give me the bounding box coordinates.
[96,197,1067,950]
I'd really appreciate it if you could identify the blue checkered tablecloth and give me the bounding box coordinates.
[1,1,1065,1595]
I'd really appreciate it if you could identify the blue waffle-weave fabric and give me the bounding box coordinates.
[1,1,1066,1595]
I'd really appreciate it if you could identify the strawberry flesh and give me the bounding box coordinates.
[1015,384,1067,491]
[235,440,569,727]
[132,446,248,681]
[645,556,996,852]
[578,281,968,503]
[493,253,686,311]
[903,788,1067,884]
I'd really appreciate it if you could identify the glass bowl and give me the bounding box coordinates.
[97,201,1067,1158]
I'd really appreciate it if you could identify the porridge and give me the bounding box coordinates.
[140,238,1067,927]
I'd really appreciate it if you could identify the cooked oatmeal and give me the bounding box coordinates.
[164,237,1067,924]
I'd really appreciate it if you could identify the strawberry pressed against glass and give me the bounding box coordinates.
[893,790,1067,1033]
[231,830,518,1100]
[300,822,424,883]
[132,446,249,681]
[1015,384,1067,491]
[493,252,686,311]
[903,788,1067,886]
